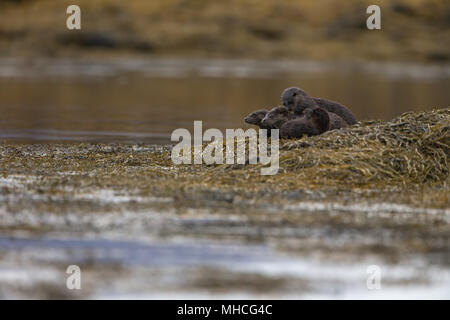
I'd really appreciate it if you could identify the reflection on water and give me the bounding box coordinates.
[2,236,449,299]
[0,236,272,267]
[0,58,448,144]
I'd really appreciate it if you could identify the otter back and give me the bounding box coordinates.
[280,118,320,139]
[313,98,357,125]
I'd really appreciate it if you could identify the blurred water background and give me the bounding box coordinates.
[0,58,449,143]
[0,0,449,299]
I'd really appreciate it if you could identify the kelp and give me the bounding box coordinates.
[273,108,449,186]
[0,109,448,209]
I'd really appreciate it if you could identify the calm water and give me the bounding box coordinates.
[0,58,449,144]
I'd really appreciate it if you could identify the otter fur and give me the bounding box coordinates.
[281,87,357,125]
[279,107,329,139]
[261,106,347,139]
[244,109,269,129]
[260,105,296,129]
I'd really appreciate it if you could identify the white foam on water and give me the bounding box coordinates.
[282,201,450,216]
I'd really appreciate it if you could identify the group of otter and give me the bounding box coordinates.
[245,87,357,139]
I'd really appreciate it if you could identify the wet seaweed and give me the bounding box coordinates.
[274,108,449,186]
[0,109,448,209]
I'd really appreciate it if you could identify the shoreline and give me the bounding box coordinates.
[0,57,449,80]
[1,0,449,65]
[0,109,449,298]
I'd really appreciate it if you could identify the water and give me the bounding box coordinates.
[0,59,449,299]
[0,58,448,144]
[1,234,449,299]
[0,170,449,298]
[0,236,273,267]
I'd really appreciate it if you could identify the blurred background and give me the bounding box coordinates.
[0,0,449,143]
[0,0,449,300]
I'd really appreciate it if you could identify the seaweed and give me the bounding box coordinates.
[0,109,448,210]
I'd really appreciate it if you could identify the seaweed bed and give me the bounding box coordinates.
[0,109,449,298]
[0,109,449,208]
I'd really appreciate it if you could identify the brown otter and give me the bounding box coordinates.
[281,87,357,125]
[261,106,328,138]
[260,106,296,129]
[244,109,269,129]
[262,105,347,134]
[322,108,348,130]
[279,108,330,139]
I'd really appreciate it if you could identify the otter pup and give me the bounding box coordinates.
[279,108,330,139]
[281,87,357,125]
[322,108,348,130]
[262,105,347,133]
[260,106,296,129]
[261,106,330,139]
[244,109,269,129]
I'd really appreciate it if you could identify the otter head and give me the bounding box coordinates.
[305,107,330,133]
[261,106,292,129]
[244,109,268,126]
[281,87,317,115]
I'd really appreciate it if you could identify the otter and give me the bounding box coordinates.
[281,87,357,125]
[260,105,296,129]
[322,108,348,130]
[262,105,347,133]
[261,106,327,138]
[244,109,269,128]
[279,108,330,139]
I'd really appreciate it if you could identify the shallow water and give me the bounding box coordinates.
[0,59,449,299]
[0,237,273,267]
[0,58,449,144]
[0,165,449,298]
[1,220,449,299]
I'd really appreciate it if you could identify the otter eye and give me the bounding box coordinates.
[292,93,297,97]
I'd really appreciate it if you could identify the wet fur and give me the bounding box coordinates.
[244,109,269,128]
[281,87,357,125]
[261,106,296,129]
[262,106,334,139]
[245,104,347,140]
[279,117,322,139]
[327,110,348,130]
